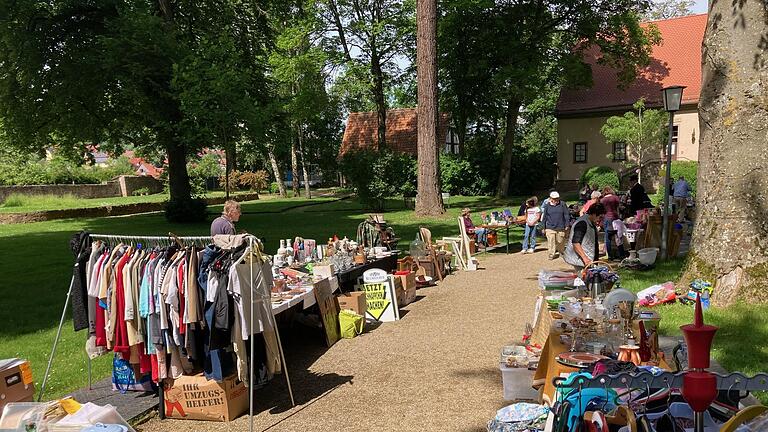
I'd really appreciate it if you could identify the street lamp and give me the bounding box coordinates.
[660,85,685,260]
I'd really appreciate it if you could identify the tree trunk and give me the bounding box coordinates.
[497,96,521,197]
[290,132,300,197]
[688,1,768,305]
[267,145,287,197]
[415,0,444,216]
[298,124,312,199]
[165,138,192,202]
[371,49,388,150]
[225,141,237,173]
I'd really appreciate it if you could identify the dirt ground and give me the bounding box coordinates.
[139,247,565,432]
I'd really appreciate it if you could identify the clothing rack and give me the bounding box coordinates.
[41,233,294,432]
[553,370,768,392]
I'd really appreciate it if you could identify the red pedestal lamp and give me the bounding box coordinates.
[680,294,719,432]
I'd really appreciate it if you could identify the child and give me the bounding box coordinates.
[521,197,541,254]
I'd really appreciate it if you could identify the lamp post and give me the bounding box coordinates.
[660,85,685,260]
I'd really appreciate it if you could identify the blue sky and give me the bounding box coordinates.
[691,0,708,13]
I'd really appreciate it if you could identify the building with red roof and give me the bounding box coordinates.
[339,108,458,157]
[555,14,706,189]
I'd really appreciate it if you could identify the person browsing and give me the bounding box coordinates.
[521,196,541,254]
[564,203,606,272]
[461,208,488,247]
[580,191,601,216]
[211,200,241,236]
[672,175,692,222]
[541,191,569,260]
[599,187,620,259]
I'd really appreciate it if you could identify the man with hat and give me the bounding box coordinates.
[541,191,569,260]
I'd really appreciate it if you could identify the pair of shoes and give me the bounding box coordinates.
[528,248,535,253]
[521,249,529,254]
[553,252,560,259]
[548,255,555,260]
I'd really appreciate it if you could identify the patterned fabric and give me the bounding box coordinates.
[487,403,550,432]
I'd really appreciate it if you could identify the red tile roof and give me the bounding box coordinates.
[556,14,706,116]
[339,108,450,157]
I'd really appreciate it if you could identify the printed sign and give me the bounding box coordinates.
[363,268,388,283]
[358,276,400,323]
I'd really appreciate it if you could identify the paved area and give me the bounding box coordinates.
[138,248,563,432]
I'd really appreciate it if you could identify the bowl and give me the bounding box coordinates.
[637,248,659,265]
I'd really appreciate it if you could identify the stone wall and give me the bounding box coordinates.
[117,176,164,197]
[0,193,260,224]
[0,175,163,202]
[0,182,120,202]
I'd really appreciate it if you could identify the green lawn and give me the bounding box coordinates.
[0,190,269,213]
[618,260,768,404]
[0,194,525,400]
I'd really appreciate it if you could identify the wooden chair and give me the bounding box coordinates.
[419,227,449,281]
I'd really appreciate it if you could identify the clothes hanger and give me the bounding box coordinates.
[720,405,768,432]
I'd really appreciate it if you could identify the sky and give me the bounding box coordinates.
[691,0,708,14]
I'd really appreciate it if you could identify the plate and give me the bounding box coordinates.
[602,288,637,313]
[556,352,608,368]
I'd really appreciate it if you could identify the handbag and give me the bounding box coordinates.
[339,310,365,339]
[112,355,154,393]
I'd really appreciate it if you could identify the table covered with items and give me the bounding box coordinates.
[488,266,768,432]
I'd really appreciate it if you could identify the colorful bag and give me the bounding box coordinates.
[112,355,154,393]
[339,310,364,339]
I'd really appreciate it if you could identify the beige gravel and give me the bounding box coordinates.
[139,248,563,432]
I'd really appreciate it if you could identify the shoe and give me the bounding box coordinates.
[528,248,535,253]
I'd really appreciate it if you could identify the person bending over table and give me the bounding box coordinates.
[563,203,606,272]
[461,207,488,247]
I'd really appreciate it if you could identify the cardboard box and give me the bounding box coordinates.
[337,291,367,316]
[163,373,248,422]
[395,271,417,305]
[312,264,336,280]
[0,359,34,413]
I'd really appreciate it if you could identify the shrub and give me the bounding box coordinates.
[269,182,281,194]
[238,170,269,192]
[339,149,416,210]
[653,161,698,203]
[579,166,620,191]
[131,187,151,196]
[440,153,493,196]
[164,197,208,223]
[219,170,241,192]
[188,153,223,194]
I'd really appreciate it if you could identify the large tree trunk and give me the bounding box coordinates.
[267,145,287,198]
[371,49,388,150]
[165,138,191,202]
[497,96,521,197]
[415,0,444,216]
[688,1,768,305]
[225,141,237,173]
[290,133,300,197]
[298,124,312,199]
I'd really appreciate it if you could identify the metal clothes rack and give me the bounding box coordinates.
[40,233,295,432]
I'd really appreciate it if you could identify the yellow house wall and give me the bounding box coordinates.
[556,107,700,182]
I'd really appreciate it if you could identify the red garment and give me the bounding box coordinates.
[601,194,621,219]
[113,251,131,355]
[95,298,107,347]
[150,354,159,383]
[138,343,152,375]
[178,259,186,335]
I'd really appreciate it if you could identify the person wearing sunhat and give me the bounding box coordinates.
[461,207,488,248]
[540,191,569,260]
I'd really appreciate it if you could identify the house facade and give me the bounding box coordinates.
[555,14,706,191]
[339,108,455,157]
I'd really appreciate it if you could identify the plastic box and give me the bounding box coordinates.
[499,363,538,401]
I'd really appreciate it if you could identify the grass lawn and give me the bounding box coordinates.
[0,190,274,213]
[618,260,768,403]
[0,194,525,400]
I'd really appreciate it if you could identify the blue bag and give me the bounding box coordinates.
[111,355,154,393]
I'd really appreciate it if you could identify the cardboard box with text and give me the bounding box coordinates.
[163,373,248,422]
[0,359,34,413]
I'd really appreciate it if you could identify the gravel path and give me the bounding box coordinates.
[139,248,562,432]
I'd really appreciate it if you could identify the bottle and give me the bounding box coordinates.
[277,239,286,260]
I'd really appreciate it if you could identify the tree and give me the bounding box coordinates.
[0,0,275,220]
[439,0,660,196]
[319,0,415,150]
[686,0,768,305]
[415,0,444,215]
[601,99,668,183]
[644,0,695,20]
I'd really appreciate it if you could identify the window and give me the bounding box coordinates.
[612,142,627,162]
[444,129,460,154]
[670,125,679,160]
[574,142,587,163]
